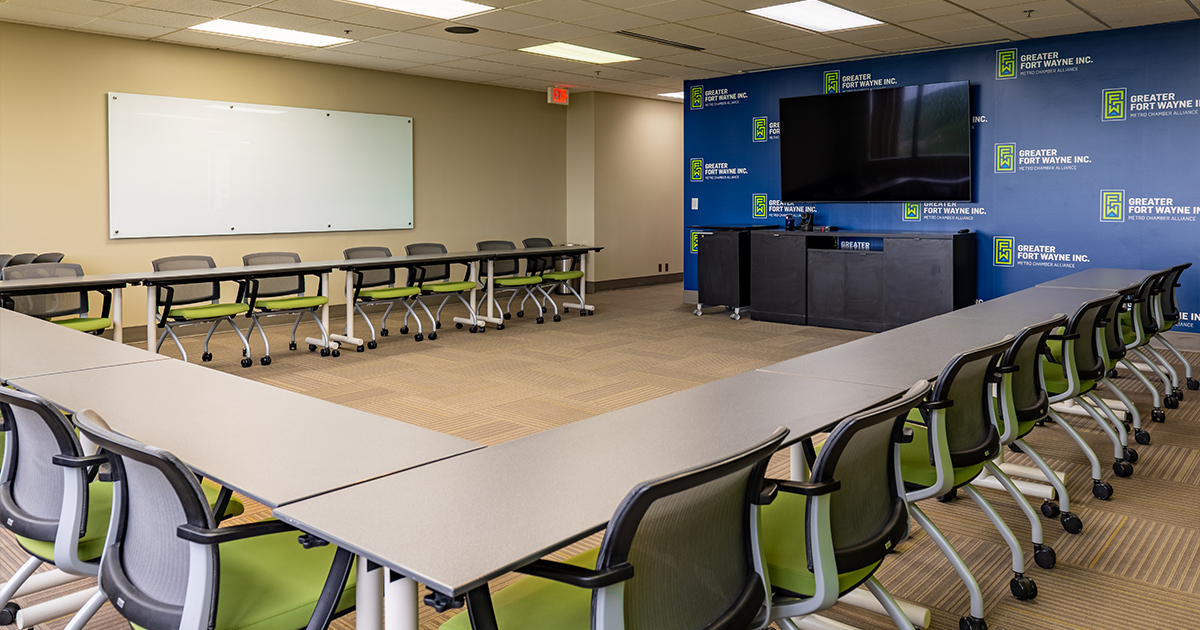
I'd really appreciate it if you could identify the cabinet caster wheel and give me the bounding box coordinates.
[536,317,544,324]
[331,350,340,357]
[731,313,741,320]
[1010,574,1037,600]
[469,326,478,333]
[553,315,561,322]
[496,324,505,331]
[456,322,464,329]
[1093,480,1114,500]
[1040,501,1060,518]
[320,348,330,357]
[0,602,21,625]
[959,615,987,630]
[1009,443,1023,454]
[1188,377,1199,390]
[356,345,365,353]
[415,333,423,342]
[1113,460,1133,477]
[202,352,213,362]
[1152,408,1165,422]
[936,487,958,502]
[260,356,271,366]
[504,313,511,320]
[1034,544,1056,569]
[429,332,437,340]
[1107,368,1120,379]
[1061,512,1083,534]
[367,341,377,350]
[1135,429,1150,445]
[1165,395,1178,409]
[516,310,524,318]
[241,358,253,368]
[693,307,703,316]
[289,342,297,351]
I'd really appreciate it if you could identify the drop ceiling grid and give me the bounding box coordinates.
[0,0,1196,99]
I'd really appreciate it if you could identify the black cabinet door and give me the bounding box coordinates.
[698,231,746,307]
[884,237,954,326]
[807,250,846,321]
[845,252,886,324]
[751,232,805,322]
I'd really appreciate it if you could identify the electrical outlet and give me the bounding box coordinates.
[665,263,669,272]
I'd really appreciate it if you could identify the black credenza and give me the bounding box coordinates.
[750,230,976,332]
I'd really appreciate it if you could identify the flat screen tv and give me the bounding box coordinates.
[779,81,971,203]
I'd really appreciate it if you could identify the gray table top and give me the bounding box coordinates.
[275,370,903,596]
[0,270,145,295]
[338,245,602,272]
[9,360,481,508]
[1037,268,1157,290]
[940,286,1118,323]
[0,310,168,380]
[140,259,343,286]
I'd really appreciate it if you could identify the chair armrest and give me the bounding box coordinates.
[899,427,915,444]
[769,478,841,497]
[755,480,779,505]
[52,454,109,468]
[1045,332,1079,341]
[514,559,633,589]
[177,520,297,545]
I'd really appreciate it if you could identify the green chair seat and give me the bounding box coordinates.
[171,303,250,320]
[359,286,419,300]
[255,296,328,310]
[441,548,598,630]
[899,421,985,489]
[423,281,477,293]
[1041,357,1094,396]
[56,317,111,332]
[542,271,583,281]
[494,276,542,287]
[760,491,883,598]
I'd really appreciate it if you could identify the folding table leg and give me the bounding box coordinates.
[357,558,384,630]
[385,571,418,630]
[332,270,363,350]
[145,286,157,353]
[112,287,123,344]
[563,251,595,314]
[305,272,338,352]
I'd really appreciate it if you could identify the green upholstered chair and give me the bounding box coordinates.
[1149,263,1197,394]
[476,241,546,327]
[1115,270,1176,417]
[404,243,481,334]
[151,256,254,368]
[0,263,112,334]
[0,389,244,629]
[343,246,434,348]
[440,427,788,630]
[763,380,929,630]
[522,238,593,319]
[241,252,335,364]
[69,409,353,630]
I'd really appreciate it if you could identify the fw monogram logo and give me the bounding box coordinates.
[824,71,839,94]
[994,237,1014,267]
[1103,88,1126,121]
[995,143,1015,173]
[1101,190,1125,222]
[903,203,920,221]
[997,49,1017,80]
[690,231,699,253]
[690,85,704,109]
[690,158,703,182]
[752,194,767,218]
[753,117,768,142]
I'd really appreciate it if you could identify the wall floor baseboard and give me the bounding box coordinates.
[590,273,682,293]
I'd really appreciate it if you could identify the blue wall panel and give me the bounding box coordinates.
[683,20,1200,333]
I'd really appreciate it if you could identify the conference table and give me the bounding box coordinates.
[0,270,145,344]
[1038,268,1157,290]
[0,307,168,379]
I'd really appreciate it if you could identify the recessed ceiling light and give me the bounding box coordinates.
[747,0,882,33]
[445,26,479,34]
[659,92,685,99]
[347,0,493,21]
[519,42,639,64]
[190,19,350,47]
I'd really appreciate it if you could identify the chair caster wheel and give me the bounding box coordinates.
[289,342,297,351]
[587,310,594,316]
[202,352,213,362]
[1034,544,1056,569]
[516,311,524,318]
[536,317,544,324]
[1061,512,1083,534]
[261,356,271,366]
[496,324,505,331]
[542,307,548,313]
[436,322,442,329]
[429,332,437,340]
[1113,460,1134,477]
[1165,395,1178,409]
[1173,387,1184,400]
[331,349,340,357]
[382,328,390,337]
[0,602,21,625]
[241,358,253,368]
[936,487,957,502]
[564,307,570,313]
[1010,574,1037,600]
[243,349,248,357]
[320,348,330,357]
[1093,480,1114,500]
[469,326,478,333]
[1107,368,1120,379]
[1152,408,1165,422]
[553,314,561,322]
[415,333,423,342]
[1040,501,1060,518]
[1135,429,1151,445]
[367,341,377,350]
[356,345,365,353]
[959,615,987,630]
[1123,447,1138,464]
[1009,443,1023,454]
[456,323,464,329]
[478,325,486,333]
[1188,377,1199,390]
[400,327,410,335]
[310,344,318,352]
[1124,411,1133,424]
[504,313,511,320]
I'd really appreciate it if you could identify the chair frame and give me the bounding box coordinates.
[404,243,481,335]
[0,263,112,335]
[241,252,335,364]
[151,256,254,368]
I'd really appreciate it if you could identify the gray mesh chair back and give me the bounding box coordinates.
[923,337,1013,469]
[521,238,556,275]
[0,388,85,544]
[152,256,220,306]
[0,255,13,269]
[0,263,89,319]
[9,253,37,266]
[591,427,788,630]
[31,253,65,264]
[1155,264,1190,326]
[405,243,452,285]
[242,252,304,297]
[1063,295,1120,381]
[998,317,1066,431]
[476,241,519,277]
[73,410,217,630]
[344,246,394,289]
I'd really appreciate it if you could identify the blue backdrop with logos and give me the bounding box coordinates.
[683,20,1200,333]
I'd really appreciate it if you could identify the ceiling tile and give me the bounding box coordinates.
[333,40,464,63]
[369,31,503,56]
[481,49,600,69]
[588,0,664,8]
[514,21,605,40]
[0,3,98,26]
[439,57,543,74]
[902,11,997,33]
[305,20,392,39]
[223,7,327,28]
[134,0,246,18]
[827,23,909,43]
[75,16,177,37]
[930,22,1021,43]
[704,0,783,10]
[858,32,944,51]
[684,32,746,48]
[679,10,776,32]
[457,9,558,31]
[978,0,1084,22]
[627,0,728,22]
[156,28,251,46]
[1011,22,1105,36]
[8,0,124,17]
[853,1,966,23]
[584,66,668,80]
[738,22,809,41]
[699,40,784,57]
[405,24,550,49]
[653,49,730,66]
[741,50,818,66]
[567,31,658,51]
[1001,11,1102,33]
[1089,0,1196,22]
[612,57,696,74]
[567,9,665,29]
[104,6,211,27]
[633,75,684,87]
[691,57,766,72]
[227,39,312,55]
[261,0,373,20]
[766,33,839,51]
[340,9,440,31]
[953,0,1050,9]
[799,42,880,59]
[485,76,556,89]
[621,21,709,44]
[508,0,612,22]
[1104,10,1199,28]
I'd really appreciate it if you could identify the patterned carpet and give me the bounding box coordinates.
[5,282,1200,630]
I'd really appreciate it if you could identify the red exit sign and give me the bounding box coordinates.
[547,86,570,105]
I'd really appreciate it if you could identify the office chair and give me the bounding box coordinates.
[0,263,112,334]
[31,253,65,264]
[7,253,37,266]
[0,389,245,629]
[343,246,432,348]
[476,241,547,326]
[763,380,930,630]
[440,427,789,630]
[242,252,335,364]
[1118,266,1194,405]
[68,409,352,630]
[404,243,480,333]
[1147,263,1198,393]
[1114,270,1178,417]
[522,238,591,318]
[151,256,254,368]
[0,255,13,269]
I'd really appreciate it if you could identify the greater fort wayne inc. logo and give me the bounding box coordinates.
[995,143,1015,172]
[690,85,704,110]
[994,237,1014,267]
[690,158,703,182]
[1103,88,1126,121]
[1101,190,1125,222]
[753,117,768,142]
[753,194,768,218]
[903,203,920,221]
[997,49,1017,80]
[824,71,839,94]
[690,231,699,253]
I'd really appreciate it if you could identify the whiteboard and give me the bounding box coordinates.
[107,92,413,239]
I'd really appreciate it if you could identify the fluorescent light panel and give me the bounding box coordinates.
[520,42,639,64]
[190,20,350,47]
[347,0,493,20]
[659,92,685,99]
[748,0,881,32]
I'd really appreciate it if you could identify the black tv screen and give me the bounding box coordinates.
[780,81,971,203]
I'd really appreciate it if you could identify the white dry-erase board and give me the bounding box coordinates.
[107,92,414,239]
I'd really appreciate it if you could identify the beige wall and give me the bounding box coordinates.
[0,23,567,326]
[565,92,597,282]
